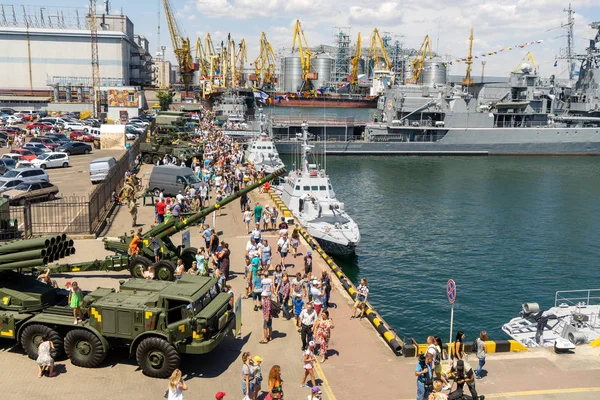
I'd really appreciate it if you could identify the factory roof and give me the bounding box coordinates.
[0,96,51,102]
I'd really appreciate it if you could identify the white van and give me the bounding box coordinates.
[149,165,202,196]
[89,157,116,184]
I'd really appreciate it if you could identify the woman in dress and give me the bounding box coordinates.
[267,365,284,400]
[273,264,283,293]
[167,368,188,400]
[261,239,272,270]
[454,331,465,361]
[68,281,83,324]
[36,335,56,378]
[218,242,231,280]
[351,278,369,319]
[313,310,334,363]
[243,206,253,233]
[290,228,300,258]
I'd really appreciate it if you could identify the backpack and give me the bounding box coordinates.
[471,338,479,353]
[427,344,440,365]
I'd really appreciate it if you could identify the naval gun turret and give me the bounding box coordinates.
[51,167,286,280]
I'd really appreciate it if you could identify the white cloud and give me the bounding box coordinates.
[348,2,403,24]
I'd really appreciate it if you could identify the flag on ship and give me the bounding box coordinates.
[252,88,269,104]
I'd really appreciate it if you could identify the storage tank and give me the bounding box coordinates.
[419,59,447,86]
[283,54,303,92]
[311,54,333,89]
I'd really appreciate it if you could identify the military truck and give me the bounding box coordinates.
[0,270,236,378]
[139,125,202,165]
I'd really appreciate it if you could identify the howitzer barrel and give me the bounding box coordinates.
[0,236,58,254]
[0,248,50,262]
[155,167,286,240]
[0,257,49,270]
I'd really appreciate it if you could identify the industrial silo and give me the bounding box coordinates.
[311,54,333,89]
[419,59,447,86]
[283,54,303,92]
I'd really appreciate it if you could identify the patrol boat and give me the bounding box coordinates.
[502,289,600,351]
[277,123,360,256]
[245,133,286,173]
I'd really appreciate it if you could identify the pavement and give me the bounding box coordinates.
[1,170,600,400]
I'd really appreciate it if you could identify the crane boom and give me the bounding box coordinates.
[162,0,195,89]
[291,19,316,91]
[89,0,100,118]
[253,32,277,88]
[411,35,433,83]
[235,39,247,87]
[462,29,474,86]
[513,52,537,73]
[369,29,392,71]
[195,37,209,77]
[350,32,362,86]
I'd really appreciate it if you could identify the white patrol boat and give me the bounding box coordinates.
[245,134,286,174]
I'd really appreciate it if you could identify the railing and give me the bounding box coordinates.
[554,289,600,307]
[270,114,366,126]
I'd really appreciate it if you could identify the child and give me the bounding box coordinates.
[68,281,84,324]
[293,294,304,329]
[150,234,160,262]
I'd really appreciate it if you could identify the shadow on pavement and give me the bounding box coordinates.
[181,332,251,379]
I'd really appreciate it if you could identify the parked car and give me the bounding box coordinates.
[9,149,37,162]
[125,125,146,134]
[31,152,69,169]
[88,128,101,139]
[3,181,58,205]
[29,137,60,149]
[0,168,49,183]
[23,143,51,153]
[69,131,94,142]
[0,178,23,194]
[24,146,50,157]
[2,126,26,135]
[89,157,117,184]
[39,117,67,128]
[45,133,71,143]
[0,108,16,115]
[128,118,150,127]
[0,156,31,168]
[26,122,54,130]
[83,118,101,127]
[63,121,86,132]
[56,141,91,155]
[6,115,21,125]
[0,159,17,175]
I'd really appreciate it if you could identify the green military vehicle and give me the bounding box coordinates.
[0,270,236,378]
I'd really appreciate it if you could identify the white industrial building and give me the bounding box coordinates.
[0,9,153,93]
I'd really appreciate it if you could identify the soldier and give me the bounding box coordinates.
[128,199,138,227]
[120,182,134,204]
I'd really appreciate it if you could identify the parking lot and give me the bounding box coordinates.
[0,144,126,198]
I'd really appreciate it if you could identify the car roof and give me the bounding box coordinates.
[20,180,51,185]
[90,157,115,163]
[44,152,68,156]
[10,167,46,172]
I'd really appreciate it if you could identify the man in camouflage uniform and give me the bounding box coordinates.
[128,198,138,227]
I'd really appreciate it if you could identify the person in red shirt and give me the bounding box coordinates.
[156,198,166,224]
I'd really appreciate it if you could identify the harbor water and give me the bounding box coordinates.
[282,155,600,342]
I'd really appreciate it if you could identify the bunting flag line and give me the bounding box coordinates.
[446,39,545,66]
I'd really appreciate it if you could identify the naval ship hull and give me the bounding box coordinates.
[274,126,600,155]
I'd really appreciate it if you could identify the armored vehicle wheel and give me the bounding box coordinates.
[152,155,161,165]
[21,324,63,360]
[153,188,161,197]
[64,329,106,368]
[180,247,198,269]
[142,153,153,164]
[129,255,152,278]
[155,260,176,281]
[136,337,180,378]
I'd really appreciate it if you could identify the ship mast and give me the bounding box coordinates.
[564,3,575,81]
[300,121,310,174]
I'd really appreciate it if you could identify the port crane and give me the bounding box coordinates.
[461,28,474,86]
[369,29,392,71]
[253,32,277,88]
[88,0,100,118]
[411,35,433,84]
[291,19,316,91]
[350,32,362,87]
[514,52,538,74]
[234,38,247,87]
[162,0,196,89]
[194,37,209,78]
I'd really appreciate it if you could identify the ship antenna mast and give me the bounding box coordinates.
[564,3,575,81]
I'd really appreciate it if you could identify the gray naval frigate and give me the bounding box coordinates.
[274,21,600,156]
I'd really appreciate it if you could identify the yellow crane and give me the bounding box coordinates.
[350,32,362,86]
[253,32,277,88]
[291,19,316,91]
[462,28,474,86]
[234,39,247,87]
[194,37,209,78]
[411,35,433,84]
[513,52,537,73]
[162,0,195,89]
[369,29,392,71]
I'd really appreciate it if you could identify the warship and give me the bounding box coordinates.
[244,133,286,173]
[273,21,600,156]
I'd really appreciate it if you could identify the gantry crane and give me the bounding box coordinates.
[369,28,392,71]
[88,0,100,118]
[253,32,277,88]
[234,39,247,87]
[350,32,362,87]
[462,29,474,86]
[513,52,537,73]
[162,0,195,89]
[291,19,317,91]
[411,35,433,84]
[194,37,209,77]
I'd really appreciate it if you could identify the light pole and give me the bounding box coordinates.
[481,61,486,84]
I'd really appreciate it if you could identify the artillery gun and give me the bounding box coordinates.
[139,125,202,165]
[50,168,286,281]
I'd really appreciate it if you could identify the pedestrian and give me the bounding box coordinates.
[303,251,313,276]
[167,368,188,400]
[301,341,317,388]
[253,202,263,224]
[240,191,248,212]
[128,198,138,227]
[278,271,291,319]
[267,365,284,400]
[209,229,219,254]
[453,331,465,361]
[307,386,322,400]
[451,360,479,400]
[253,269,263,311]
[270,206,278,230]
[36,335,56,378]
[261,239,272,270]
[415,353,434,400]
[252,222,262,242]
[321,270,332,310]
[173,259,185,280]
[428,381,448,400]
[263,205,271,231]
[218,242,231,280]
[242,352,255,400]
[156,198,166,224]
[69,281,83,324]
[277,234,290,268]
[293,294,304,329]
[290,227,300,258]
[151,234,160,262]
[351,278,369,319]
[298,302,317,350]
[187,261,200,275]
[202,224,211,249]
[143,266,155,280]
[475,330,488,379]
[427,336,450,390]
[260,271,274,343]
[310,280,325,315]
[278,217,288,236]
[251,356,263,399]
[314,309,334,363]
[196,248,208,275]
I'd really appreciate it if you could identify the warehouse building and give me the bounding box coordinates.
[0,6,153,94]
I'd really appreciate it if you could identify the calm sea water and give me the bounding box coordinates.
[282,156,600,342]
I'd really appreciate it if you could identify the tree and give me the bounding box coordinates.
[156,90,174,111]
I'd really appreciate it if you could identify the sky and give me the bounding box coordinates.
[9,0,600,79]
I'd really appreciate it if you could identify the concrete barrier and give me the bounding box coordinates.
[267,189,403,355]
[402,339,528,358]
